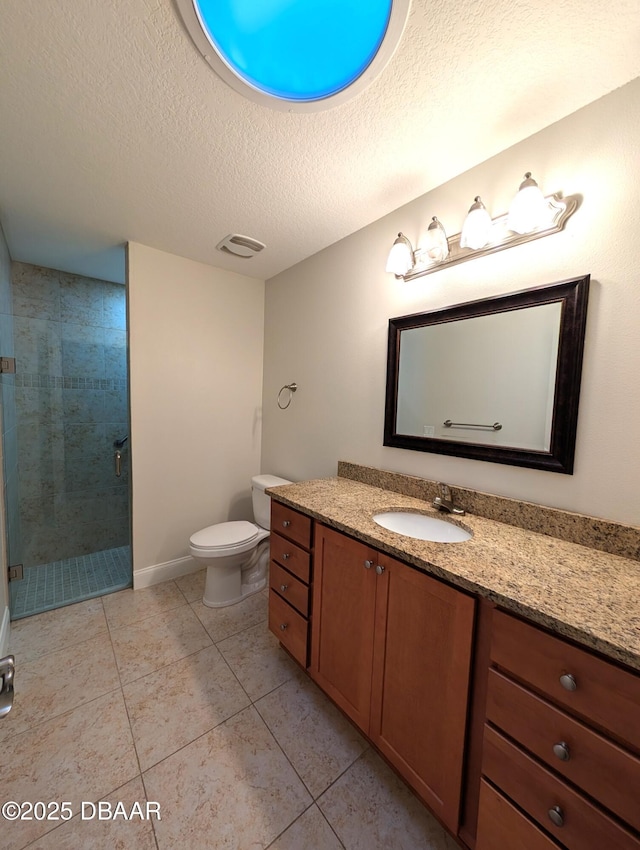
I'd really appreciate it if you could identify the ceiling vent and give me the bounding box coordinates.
[215,234,266,259]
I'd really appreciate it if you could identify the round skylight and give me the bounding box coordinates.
[177,0,411,111]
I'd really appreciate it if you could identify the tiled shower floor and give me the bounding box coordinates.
[9,545,131,620]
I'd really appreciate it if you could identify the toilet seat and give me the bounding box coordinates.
[189,520,267,558]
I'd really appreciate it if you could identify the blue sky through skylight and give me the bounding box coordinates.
[194,0,393,101]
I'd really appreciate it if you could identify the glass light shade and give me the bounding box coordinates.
[460,197,492,250]
[508,173,549,234]
[193,0,392,102]
[386,233,414,276]
[424,217,449,262]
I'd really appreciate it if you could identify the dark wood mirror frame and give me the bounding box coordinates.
[383,275,590,473]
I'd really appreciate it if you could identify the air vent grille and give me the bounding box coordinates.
[216,234,266,258]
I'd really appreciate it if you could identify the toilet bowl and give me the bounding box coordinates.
[189,474,292,608]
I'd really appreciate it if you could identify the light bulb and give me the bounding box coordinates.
[424,217,449,262]
[460,197,492,250]
[508,172,549,234]
[386,232,415,276]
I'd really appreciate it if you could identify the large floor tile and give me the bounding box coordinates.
[191,589,268,643]
[25,778,157,850]
[256,675,368,798]
[268,805,344,850]
[318,750,457,850]
[0,691,139,850]
[0,633,120,742]
[9,597,108,663]
[144,705,312,850]
[124,644,250,770]
[110,604,212,684]
[217,621,299,701]
[103,580,186,630]
[175,568,206,603]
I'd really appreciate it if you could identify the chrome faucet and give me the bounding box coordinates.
[432,483,465,516]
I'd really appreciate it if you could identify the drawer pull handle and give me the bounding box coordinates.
[280,623,288,631]
[560,673,577,691]
[364,560,373,570]
[282,520,291,528]
[375,564,385,575]
[280,584,288,592]
[282,553,290,560]
[548,806,565,828]
[552,742,571,761]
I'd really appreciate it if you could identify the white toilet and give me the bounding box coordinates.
[189,474,292,608]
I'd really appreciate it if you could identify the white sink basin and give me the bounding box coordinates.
[372,511,472,543]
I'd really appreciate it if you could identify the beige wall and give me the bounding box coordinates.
[262,79,640,527]
[127,243,265,577]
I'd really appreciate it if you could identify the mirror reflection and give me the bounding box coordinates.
[396,302,562,451]
[384,276,590,473]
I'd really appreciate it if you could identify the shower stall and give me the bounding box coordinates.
[0,260,131,619]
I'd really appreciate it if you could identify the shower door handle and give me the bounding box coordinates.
[114,450,122,478]
[0,655,15,718]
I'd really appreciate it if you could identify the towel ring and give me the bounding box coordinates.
[277,382,298,410]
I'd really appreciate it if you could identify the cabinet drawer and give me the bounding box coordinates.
[270,531,311,583]
[482,725,640,850]
[271,502,312,549]
[491,610,640,753]
[270,561,310,618]
[476,780,561,850]
[486,668,640,832]
[269,589,309,667]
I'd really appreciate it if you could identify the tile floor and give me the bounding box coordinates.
[2,571,460,850]
[9,545,131,620]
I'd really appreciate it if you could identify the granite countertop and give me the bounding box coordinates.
[268,477,640,673]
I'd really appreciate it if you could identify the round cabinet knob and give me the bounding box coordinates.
[282,520,291,528]
[280,623,288,631]
[553,742,571,761]
[375,564,385,575]
[560,673,577,692]
[282,553,290,560]
[364,560,373,570]
[280,584,288,592]
[548,806,565,828]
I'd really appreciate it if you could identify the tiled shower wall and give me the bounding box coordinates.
[11,262,129,568]
[0,226,21,567]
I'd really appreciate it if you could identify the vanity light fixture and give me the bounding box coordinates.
[386,172,579,281]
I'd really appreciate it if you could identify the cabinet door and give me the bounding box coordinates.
[310,524,377,731]
[369,554,475,834]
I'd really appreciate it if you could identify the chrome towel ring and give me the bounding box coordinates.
[277,382,298,410]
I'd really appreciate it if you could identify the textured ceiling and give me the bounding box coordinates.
[0,0,639,283]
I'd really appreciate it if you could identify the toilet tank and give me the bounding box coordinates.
[252,475,292,529]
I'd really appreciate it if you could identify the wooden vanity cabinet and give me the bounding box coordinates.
[477,609,640,850]
[310,523,476,834]
[268,503,313,667]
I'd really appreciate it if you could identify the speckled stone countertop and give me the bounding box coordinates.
[268,477,640,673]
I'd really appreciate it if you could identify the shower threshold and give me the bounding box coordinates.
[9,545,131,620]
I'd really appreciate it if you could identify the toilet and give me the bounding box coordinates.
[189,474,292,608]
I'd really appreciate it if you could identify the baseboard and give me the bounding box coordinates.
[133,555,201,590]
[0,605,10,657]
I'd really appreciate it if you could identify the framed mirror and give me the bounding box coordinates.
[384,275,590,473]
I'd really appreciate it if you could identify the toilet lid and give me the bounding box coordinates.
[190,521,259,551]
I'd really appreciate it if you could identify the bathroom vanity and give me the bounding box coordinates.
[267,467,640,850]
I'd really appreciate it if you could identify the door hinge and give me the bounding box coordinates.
[8,564,23,581]
[0,357,16,374]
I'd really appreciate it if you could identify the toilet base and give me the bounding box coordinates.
[201,539,270,608]
[202,576,266,609]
